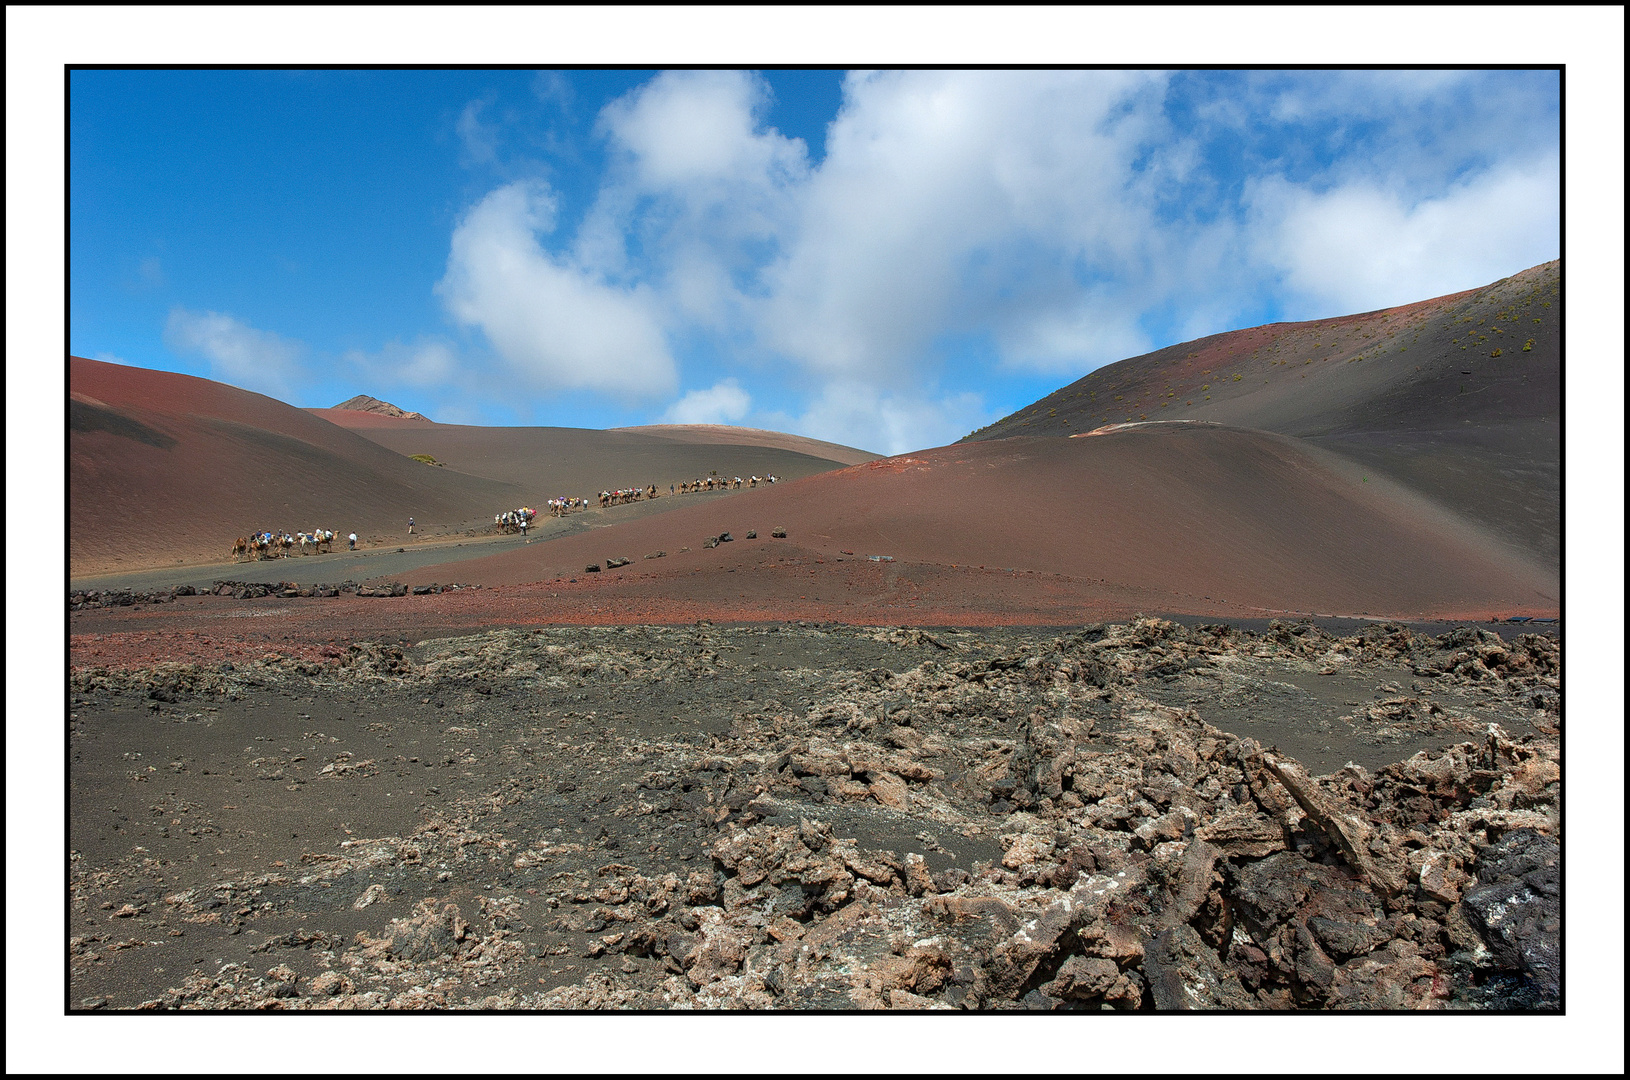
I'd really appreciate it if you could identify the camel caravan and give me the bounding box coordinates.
[232,529,335,561]
[495,507,538,533]
[675,474,778,494]
[495,473,784,533]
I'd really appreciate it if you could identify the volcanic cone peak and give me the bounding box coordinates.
[332,394,429,421]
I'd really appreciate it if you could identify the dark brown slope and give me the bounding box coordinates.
[411,425,1557,621]
[70,358,519,576]
[332,422,862,498]
[967,262,1562,563]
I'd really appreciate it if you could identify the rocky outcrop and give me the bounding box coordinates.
[83,618,1560,1011]
[330,394,429,421]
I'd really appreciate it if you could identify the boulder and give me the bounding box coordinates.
[1145,924,1258,1010]
[771,527,787,538]
[1460,829,1560,1001]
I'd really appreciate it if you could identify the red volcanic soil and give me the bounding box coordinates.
[610,424,881,466]
[70,358,519,577]
[70,425,1558,670]
[403,425,1558,624]
[973,262,1561,564]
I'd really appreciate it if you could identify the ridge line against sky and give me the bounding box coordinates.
[61,61,1572,455]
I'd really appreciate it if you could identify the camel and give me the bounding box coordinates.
[232,536,249,561]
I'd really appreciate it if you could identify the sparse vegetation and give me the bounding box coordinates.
[410,454,444,467]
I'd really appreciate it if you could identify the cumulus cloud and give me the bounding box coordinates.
[661,378,751,425]
[590,70,809,330]
[777,382,992,458]
[758,70,1173,384]
[343,337,460,389]
[436,180,677,401]
[163,307,305,399]
[1249,149,1561,314]
[435,69,1558,451]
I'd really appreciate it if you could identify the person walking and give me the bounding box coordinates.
[408,516,415,536]
[348,532,358,550]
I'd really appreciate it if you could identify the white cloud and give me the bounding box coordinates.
[661,378,751,424]
[1249,150,1561,314]
[777,382,992,457]
[756,70,1171,383]
[343,337,460,389]
[436,180,678,401]
[434,69,1559,452]
[456,99,500,167]
[599,69,807,195]
[590,70,809,330]
[163,307,304,399]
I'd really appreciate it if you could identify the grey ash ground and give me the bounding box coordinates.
[69,618,1560,1010]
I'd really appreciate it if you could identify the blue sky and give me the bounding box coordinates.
[71,67,1560,453]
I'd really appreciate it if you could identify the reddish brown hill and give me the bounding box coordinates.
[328,393,430,420]
[409,425,1557,622]
[969,262,1561,563]
[334,423,864,496]
[306,407,438,430]
[70,358,518,576]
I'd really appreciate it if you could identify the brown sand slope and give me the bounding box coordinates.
[969,262,1561,563]
[409,425,1558,621]
[70,358,520,576]
[610,424,881,466]
[332,422,866,497]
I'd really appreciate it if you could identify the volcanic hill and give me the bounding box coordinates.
[406,262,1560,622]
[70,360,876,580]
[69,358,521,576]
[965,261,1561,565]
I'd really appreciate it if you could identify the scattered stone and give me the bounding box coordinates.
[69,617,1560,1012]
[771,527,787,538]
